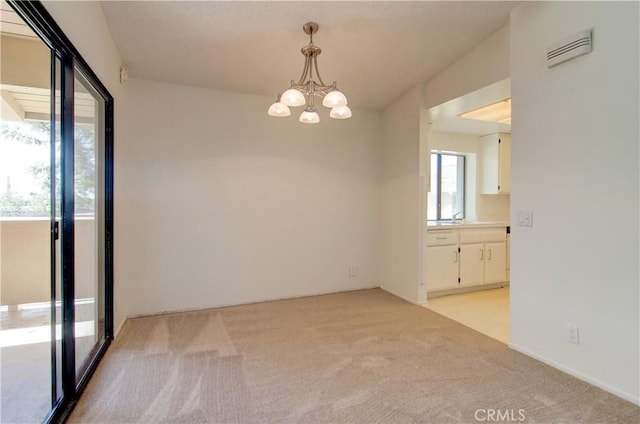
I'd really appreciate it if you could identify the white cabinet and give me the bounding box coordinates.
[459,228,507,287]
[460,241,507,286]
[427,227,508,294]
[481,133,511,194]
[484,241,507,283]
[426,245,459,291]
[425,231,459,292]
[459,243,485,287]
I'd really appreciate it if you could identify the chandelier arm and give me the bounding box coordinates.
[297,56,311,86]
[312,54,329,87]
[314,82,337,94]
[310,85,337,101]
[290,83,307,91]
[307,81,316,107]
[308,54,314,82]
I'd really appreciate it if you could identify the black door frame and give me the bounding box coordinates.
[7,1,114,423]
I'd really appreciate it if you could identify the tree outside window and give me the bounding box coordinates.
[0,120,95,217]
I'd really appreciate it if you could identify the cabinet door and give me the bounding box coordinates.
[426,245,459,292]
[459,243,485,287]
[481,133,510,194]
[498,134,511,193]
[484,242,507,283]
[480,134,499,194]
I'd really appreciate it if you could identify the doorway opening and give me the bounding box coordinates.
[423,78,511,344]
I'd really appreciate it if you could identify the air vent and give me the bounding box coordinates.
[547,29,593,68]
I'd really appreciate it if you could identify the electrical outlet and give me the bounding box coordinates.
[567,324,579,344]
[518,211,533,227]
[349,267,358,277]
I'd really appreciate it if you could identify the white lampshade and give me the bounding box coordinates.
[322,90,348,108]
[268,101,291,117]
[299,108,320,124]
[329,105,352,119]
[281,88,306,107]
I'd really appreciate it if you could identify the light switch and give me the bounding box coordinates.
[518,211,533,227]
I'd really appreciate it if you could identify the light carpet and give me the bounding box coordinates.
[69,289,639,423]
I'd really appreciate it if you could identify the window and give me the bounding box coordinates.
[428,152,465,221]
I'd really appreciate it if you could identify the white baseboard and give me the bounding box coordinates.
[115,286,381,337]
[380,286,421,306]
[128,285,380,319]
[427,282,509,299]
[509,342,640,406]
[113,316,128,339]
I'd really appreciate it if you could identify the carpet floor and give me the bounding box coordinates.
[69,289,639,423]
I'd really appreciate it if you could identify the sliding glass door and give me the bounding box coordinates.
[0,7,59,422]
[53,56,64,411]
[1,2,114,423]
[73,71,106,381]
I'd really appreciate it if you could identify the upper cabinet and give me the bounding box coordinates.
[480,133,511,194]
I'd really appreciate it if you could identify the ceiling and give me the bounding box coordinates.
[1,1,96,122]
[100,1,518,111]
[1,1,48,121]
[429,78,511,136]
[0,0,38,40]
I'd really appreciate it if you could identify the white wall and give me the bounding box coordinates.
[510,1,639,403]
[1,219,97,305]
[429,131,510,222]
[0,220,50,305]
[379,85,423,304]
[429,131,478,154]
[122,79,381,316]
[42,1,129,333]
[424,23,510,109]
[380,23,510,307]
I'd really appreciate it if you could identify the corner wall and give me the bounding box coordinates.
[121,79,382,316]
[379,86,424,304]
[510,1,639,403]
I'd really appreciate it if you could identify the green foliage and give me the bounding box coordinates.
[0,187,50,217]
[0,120,49,145]
[74,124,97,215]
[0,120,96,217]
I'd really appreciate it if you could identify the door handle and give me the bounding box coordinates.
[479,249,484,260]
[453,251,458,263]
[487,249,492,260]
[52,221,59,240]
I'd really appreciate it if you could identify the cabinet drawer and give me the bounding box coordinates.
[459,228,506,244]
[427,231,458,246]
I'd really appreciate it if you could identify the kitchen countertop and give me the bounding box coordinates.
[427,221,509,230]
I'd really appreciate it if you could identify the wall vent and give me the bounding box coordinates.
[547,29,593,68]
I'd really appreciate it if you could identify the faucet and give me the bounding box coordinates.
[452,211,463,224]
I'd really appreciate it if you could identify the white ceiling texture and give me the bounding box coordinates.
[101,1,518,111]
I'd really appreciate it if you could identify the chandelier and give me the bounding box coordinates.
[268,22,352,124]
